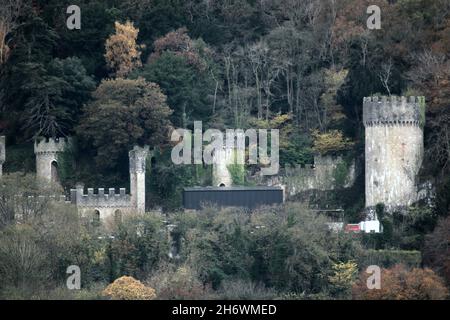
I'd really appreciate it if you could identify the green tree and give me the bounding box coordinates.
[77,77,172,169]
[138,51,214,127]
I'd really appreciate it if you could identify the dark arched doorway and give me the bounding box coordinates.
[51,161,60,184]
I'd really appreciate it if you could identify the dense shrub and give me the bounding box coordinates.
[103,276,156,300]
[352,264,448,300]
[147,264,213,300]
[358,250,422,269]
[174,203,363,296]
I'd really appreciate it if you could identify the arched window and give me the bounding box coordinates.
[114,210,123,223]
[92,210,100,227]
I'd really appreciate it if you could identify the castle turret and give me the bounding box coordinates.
[34,137,71,184]
[212,146,234,187]
[129,145,150,213]
[0,136,5,177]
[363,96,425,213]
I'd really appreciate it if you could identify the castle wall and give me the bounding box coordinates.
[363,96,425,211]
[252,155,356,198]
[70,187,133,222]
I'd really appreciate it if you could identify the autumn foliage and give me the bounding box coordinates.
[312,130,355,155]
[105,21,143,78]
[352,265,448,300]
[103,276,156,300]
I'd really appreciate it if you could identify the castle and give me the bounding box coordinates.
[0,96,430,226]
[4,137,150,225]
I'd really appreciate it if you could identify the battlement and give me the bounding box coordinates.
[363,96,425,127]
[129,145,150,173]
[34,137,72,154]
[70,187,132,208]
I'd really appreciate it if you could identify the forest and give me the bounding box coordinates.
[0,0,449,300]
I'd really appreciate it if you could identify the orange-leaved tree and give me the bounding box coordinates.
[352,264,448,300]
[103,276,156,300]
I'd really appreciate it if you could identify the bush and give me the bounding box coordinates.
[147,264,213,300]
[103,276,156,300]
[217,279,277,300]
[352,264,449,300]
[358,250,421,269]
[424,215,450,285]
[312,130,354,155]
[176,203,363,296]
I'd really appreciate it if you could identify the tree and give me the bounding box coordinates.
[352,264,449,300]
[328,261,358,299]
[105,21,143,78]
[77,77,172,169]
[312,129,354,155]
[0,0,25,65]
[138,52,214,127]
[0,173,62,228]
[110,215,170,280]
[424,216,450,285]
[22,57,95,138]
[0,225,50,293]
[102,276,156,300]
[178,203,362,295]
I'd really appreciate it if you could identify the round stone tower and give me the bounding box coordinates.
[363,96,425,213]
[212,146,240,187]
[34,137,71,184]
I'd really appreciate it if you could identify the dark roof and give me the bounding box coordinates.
[183,186,284,210]
[184,186,283,192]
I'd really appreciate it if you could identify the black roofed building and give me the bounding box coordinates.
[183,186,285,210]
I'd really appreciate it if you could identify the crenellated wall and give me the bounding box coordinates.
[70,187,131,208]
[69,186,134,223]
[363,96,425,213]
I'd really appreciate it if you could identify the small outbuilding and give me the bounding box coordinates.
[183,186,284,210]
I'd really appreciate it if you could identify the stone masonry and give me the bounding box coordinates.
[363,96,425,213]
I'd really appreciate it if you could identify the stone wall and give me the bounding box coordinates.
[252,155,356,198]
[363,96,425,212]
[70,187,133,222]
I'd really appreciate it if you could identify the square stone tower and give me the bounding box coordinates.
[363,96,425,213]
[129,145,150,213]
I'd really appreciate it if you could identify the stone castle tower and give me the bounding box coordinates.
[363,96,425,213]
[212,145,246,187]
[129,145,150,213]
[212,146,234,187]
[0,136,5,177]
[34,137,71,184]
